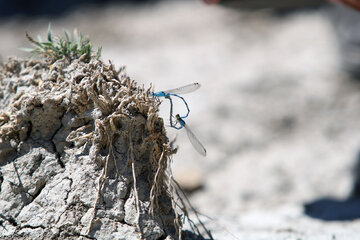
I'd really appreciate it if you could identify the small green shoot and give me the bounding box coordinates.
[22,26,102,63]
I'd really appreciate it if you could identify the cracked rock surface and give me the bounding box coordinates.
[0,57,178,239]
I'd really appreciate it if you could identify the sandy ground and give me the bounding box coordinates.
[1,0,360,239]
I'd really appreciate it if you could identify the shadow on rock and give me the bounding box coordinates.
[304,197,360,221]
[182,230,212,240]
[305,148,360,221]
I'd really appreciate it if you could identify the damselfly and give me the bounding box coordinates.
[174,114,206,156]
[151,83,201,119]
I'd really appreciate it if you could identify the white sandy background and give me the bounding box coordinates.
[1,1,360,239]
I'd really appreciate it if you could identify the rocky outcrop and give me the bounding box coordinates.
[0,57,180,239]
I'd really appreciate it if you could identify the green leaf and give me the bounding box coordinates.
[47,23,52,42]
[18,47,34,52]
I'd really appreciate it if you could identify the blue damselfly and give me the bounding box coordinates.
[151,83,201,119]
[174,114,206,156]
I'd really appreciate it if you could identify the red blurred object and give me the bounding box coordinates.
[331,0,360,11]
[202,0,325,9]
[204,0,360,11]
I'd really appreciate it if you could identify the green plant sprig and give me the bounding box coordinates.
[22,26,102,63]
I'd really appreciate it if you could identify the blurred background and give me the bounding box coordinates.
[1,0,360,239]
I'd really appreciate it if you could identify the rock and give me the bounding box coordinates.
[0,57,181,239]
[173,168,204,193]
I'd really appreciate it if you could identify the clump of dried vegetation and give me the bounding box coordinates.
[0,29,212,239]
